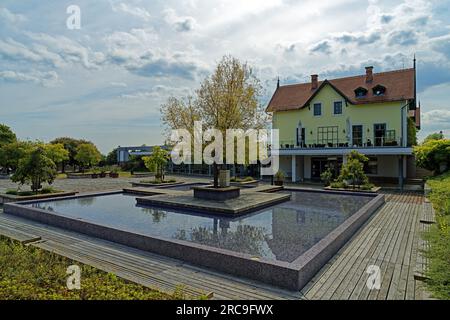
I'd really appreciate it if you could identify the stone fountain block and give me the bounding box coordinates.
[193,186,240,200]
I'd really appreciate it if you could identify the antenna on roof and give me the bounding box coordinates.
[414,54,417,109]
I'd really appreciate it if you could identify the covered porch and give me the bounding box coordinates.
[279,148,413,190]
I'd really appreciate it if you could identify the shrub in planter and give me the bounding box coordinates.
[99,167,107,178]
[109,167,119,178]
[274,170,285,186]
[320,168,333,186]
[91,168,100,179]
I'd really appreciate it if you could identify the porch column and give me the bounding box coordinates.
[291,155,296,183]
[398,155,404,191]
[343,154,348,165]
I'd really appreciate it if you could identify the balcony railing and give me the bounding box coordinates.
[278,136,403,150]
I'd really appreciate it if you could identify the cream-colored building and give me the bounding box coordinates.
[266,63,421,188]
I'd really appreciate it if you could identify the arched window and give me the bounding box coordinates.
[372,84,386,96]
[354,87,368,98]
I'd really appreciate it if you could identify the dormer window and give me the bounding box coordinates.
[354,87,368,98]
[372,84,386,96]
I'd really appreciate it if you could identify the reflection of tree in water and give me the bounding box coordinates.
[174,221,268,257]
[76,197,96,207]
[140,207,167,223]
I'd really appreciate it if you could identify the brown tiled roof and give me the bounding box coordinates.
[266,68,415,112]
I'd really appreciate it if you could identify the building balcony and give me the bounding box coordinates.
[278,136,403,150]
[271,137,412,156]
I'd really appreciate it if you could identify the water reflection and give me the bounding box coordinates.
[27,191,373,262]
[141,207,167,223]
[174,223,268,257]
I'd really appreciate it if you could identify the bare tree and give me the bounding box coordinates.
[161,55,268,187]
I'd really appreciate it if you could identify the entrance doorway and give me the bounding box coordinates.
[311,157,343,180]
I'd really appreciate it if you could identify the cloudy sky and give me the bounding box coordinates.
[0,0,449,153]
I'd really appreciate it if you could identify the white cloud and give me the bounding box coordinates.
[26,33,105,69]
[0,7,26,24]
[111,2,151,21]
[110,81,127,87]
[163,8,197,32]
[0,70,60,87]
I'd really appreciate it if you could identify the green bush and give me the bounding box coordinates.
[423,172,450,299]
[41,186,58,194]
[320,168,333,186]
[330,181,346,189]
[360,183,375,191]
[0,236,189,300]
[414,139,450,174]
[274,170,285,182]
[336,151,369,189]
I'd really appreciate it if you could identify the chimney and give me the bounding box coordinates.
[311,74,318,90]
[365,66,373,83]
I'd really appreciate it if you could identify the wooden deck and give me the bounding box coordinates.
[0,191,431,300]
[301,191,431,300]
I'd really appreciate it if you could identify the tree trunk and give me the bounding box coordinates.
[213,163,219,188]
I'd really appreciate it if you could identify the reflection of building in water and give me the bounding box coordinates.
[266,207,345,262]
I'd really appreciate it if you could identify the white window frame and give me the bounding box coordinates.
[333,100,343,116]
[313,102,322,117]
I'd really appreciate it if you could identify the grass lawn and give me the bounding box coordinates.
[423,171,450,300]
[0,235,187,300]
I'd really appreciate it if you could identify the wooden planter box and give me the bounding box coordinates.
[274,180,284,186]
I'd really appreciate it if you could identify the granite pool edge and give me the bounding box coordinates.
[3,190,385,291]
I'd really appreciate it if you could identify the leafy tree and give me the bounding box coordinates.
[50,137,94,172]
[424,132,445,143]
[105,147,118,165]
[74,143,102,171]
[0,141,35,173]
[44,143,69,171]
[336,151,369,189]
[161,55,268,187]
[11,146,57,193]
[142,146,170,181]
[414,139,450,174]
[0,124,17,147]
[407,117,418,146]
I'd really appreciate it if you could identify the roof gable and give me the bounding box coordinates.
[266,68,415,112]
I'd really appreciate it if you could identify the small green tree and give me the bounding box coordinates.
[0,141,35,173]
[105,147,118,165]
[142,146,170,182]
[44,143,69,171]
[0,124,17,148]
[320,168,333,186]
[51,137,94,172]
[74,143,102,172]
[337,151,369,189]
[11,146,57,193]
[414,139,450,174]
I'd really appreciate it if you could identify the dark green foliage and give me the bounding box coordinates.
[0,236,184,300]
[11,146,57,193]
[0,124,16,147]
[414,139,450,174]
[423,172,450,299]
